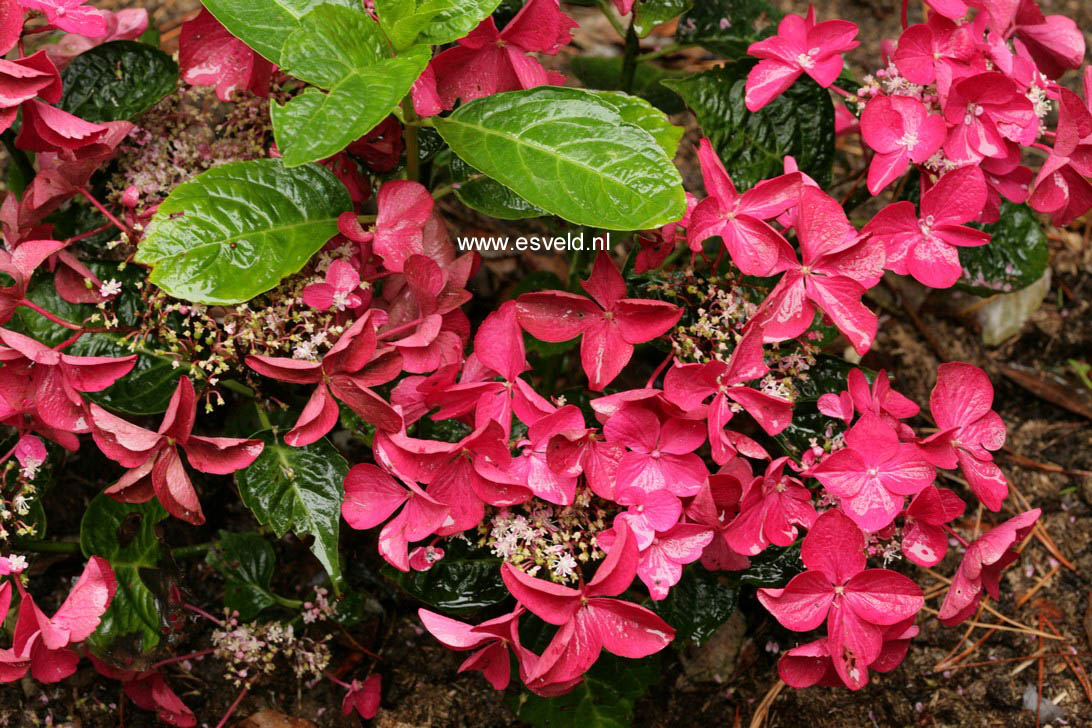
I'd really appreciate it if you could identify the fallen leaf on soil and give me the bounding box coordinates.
[1000,364,1092,421]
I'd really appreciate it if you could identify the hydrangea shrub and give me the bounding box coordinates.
[0,0,1084,723]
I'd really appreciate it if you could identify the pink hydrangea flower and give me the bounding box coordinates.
[341,675,381,719]
[90,377,264,525]
[860,95,945,194]
[757,510,923,689]
[502,523,675,688]
[604,401,708,498]
[724,457,816,556]
[689,139,801,276]
[745,5,859,111]
[920,363,1009,511]
[20,0,107,38]
[342,463,449,572]
[937,509,1040,625]
[179,9,274,101]
[812,413,936,532]
[516,253,681,391]
[901,485,966,567]
[665,326,792,464]
[754,186,884,356]
[414,0,576,112]
[2,556,116,683]
[863,166,991,288]
[942,72,1037,164]
[418,608,522,690]
[302,260,363,312]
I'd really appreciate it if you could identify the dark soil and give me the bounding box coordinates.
[2,2,1092,727]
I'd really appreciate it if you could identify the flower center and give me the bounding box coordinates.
[897,131,919,149]
[796,47,820,69]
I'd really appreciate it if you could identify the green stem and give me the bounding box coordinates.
[254,401,273,431]
[1,129,34,192]
[220,379,255,398]
[621,21,640,94]
[171,542,213,559]
[13,540,80,555]
[272,594,304,610]
[402,97,420,183]
[594,0,628,36]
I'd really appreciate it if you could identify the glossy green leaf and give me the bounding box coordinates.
[774,406,837,459]
[135,159,351,305]
[652,565,737,647]
[434,87,687,230]
[570,55,686,114]
[376,0,502,50]
[59,41,177,122]
[382,541,506,612]
[80,495,168,653]
[235,431,348,590]
[791,355,863,403]
[665,62,834,190]
[510,652,660,728]
[201,0,361,64]
[272,5,431,166]
[959,202,1049,296]
[738,543,804,588]
[206,530,278,620]
[675,0,781,57]
[450,155,545,220]
[597,91,684,159]
[15,264,179,415]
[634,0,692,37]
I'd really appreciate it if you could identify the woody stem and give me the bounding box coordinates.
[324,671,352,690]
[214,684,250,728]
[80,187,132,236]
[620,19,639,94]
[150,648,215,669]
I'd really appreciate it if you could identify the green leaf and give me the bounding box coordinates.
[570,55,686,114]
[382,541,506,612]
[664,61,834,190]
[510,652,660,728]
[435,87,686,231]
[738,543,804,588]
[634,0,692,37]
[58,41,177,123]
[235,431,348,591]
[675,0,782,57]
[774,406,835,459]
[376,0,502,50]
[80,495,168,653]
[792,354,859,403]
[597,91,684,159]
[135,159,351,305]
[201,0,361,64]
[206,531,279,620]
[272,5,431,166]
[15,264,179,415]
[450,155,546,220]
[652,565,737,647]
[959,202,1049,297]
